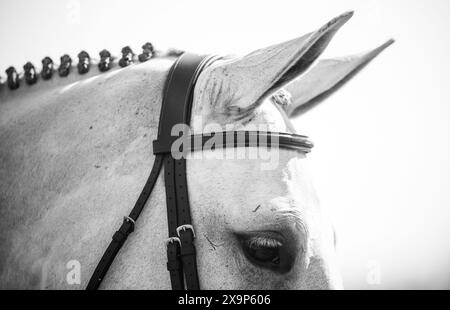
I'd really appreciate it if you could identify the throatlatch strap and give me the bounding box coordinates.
[86,154,163,290]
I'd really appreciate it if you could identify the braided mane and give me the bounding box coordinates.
[0,43,184,92]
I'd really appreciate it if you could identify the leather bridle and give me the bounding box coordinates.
[86,53,313,290]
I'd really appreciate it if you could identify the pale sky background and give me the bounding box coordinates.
[1,0,449,289]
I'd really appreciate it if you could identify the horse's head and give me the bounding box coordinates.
[0,11,392,290]
[183,11,393,289]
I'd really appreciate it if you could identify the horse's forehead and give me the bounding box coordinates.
[188,150,311,210]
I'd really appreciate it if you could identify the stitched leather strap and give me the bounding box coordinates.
[164,156,184,290]
[155,54,216,290]
[166,131,314,156]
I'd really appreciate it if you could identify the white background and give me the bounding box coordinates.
[1,0,449,289]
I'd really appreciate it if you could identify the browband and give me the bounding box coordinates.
[154,131,313,155]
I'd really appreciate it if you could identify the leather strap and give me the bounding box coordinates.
[164,156,184,290]
[153,54,216,153]
[86,155,163,290]
[154,54,216,290]
[170,131,314,155]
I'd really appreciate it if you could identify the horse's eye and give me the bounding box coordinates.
[246,237,281,264]
[239,234,292,273]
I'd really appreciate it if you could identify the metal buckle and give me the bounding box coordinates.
[123,216,136,225]
[166,237,181,246]
[176,224,195,238]
[123,216,136,232]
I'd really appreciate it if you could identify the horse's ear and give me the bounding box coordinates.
[283,39,395,117]
[204,11,354,121]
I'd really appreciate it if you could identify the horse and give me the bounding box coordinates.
[0,11,393,289]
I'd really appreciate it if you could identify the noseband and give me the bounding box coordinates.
[86,53,313,290]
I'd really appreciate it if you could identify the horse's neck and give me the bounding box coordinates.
[0,56,175,235]
[0,57,179,288]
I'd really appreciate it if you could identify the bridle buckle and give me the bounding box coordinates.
[176,224,195,238]
[166,237,181,246]
[123,216,136,232]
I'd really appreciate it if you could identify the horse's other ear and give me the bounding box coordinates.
[205,11,354,121]
[284,39,395,118]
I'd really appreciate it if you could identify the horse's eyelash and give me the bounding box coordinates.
[247,236,283,249]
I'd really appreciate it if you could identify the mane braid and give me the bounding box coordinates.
[0,42,185,91]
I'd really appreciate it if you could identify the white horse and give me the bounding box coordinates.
[0,12,392,289]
